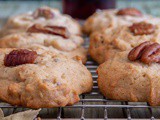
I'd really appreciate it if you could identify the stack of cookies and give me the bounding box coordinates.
[0,6,93,108]
[84,8,160,106]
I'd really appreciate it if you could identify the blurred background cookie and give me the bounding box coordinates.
[83,8,160,34]
[0,24,87,63]
[0,6,81,38]
[89,22,160,64]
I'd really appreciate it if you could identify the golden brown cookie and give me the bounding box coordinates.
[0,48,93,108]
[97,43,160,106]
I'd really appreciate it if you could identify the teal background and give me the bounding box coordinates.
[0,0,160,26]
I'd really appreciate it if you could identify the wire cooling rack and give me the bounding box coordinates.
[0,39,160,119]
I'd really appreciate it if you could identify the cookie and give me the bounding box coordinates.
[0,24,87,63]
[83,8,160,34]
[89,22,160,64]
[0,48,93,108]
[97,42,160,106]
[0,6,81,38]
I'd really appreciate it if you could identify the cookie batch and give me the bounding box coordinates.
[0,6,92,108]
[1,6,160,108]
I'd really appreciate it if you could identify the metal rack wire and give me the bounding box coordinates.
[0,39,160,119]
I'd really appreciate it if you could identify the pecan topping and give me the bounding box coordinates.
[4,49,37,67]
[129,22,156,35]
[117,8,142,16]
[27,24,70,39]
[32,8,54,19]
[128,41,160,64]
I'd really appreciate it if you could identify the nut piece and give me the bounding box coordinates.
[45,25,70,38]
[129,22,156,35]
[116,8,142,16]
[32,8,54,19]
[4,49,37,67]
[27,24,70,39]
[128,41,160,64]
[128,41,152,61]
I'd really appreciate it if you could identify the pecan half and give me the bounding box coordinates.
[129,22,156,35]
[116,8,142,16]
[27,24,70,39]
[32,8,54,19]
[4,49,37,67]
[128,41,160,64]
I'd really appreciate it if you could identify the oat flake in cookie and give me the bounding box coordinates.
[83,8,160,34]
[89,22,160,64]
[0,48,93,108]
[97,42,160,106]
[0,6,81,38]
